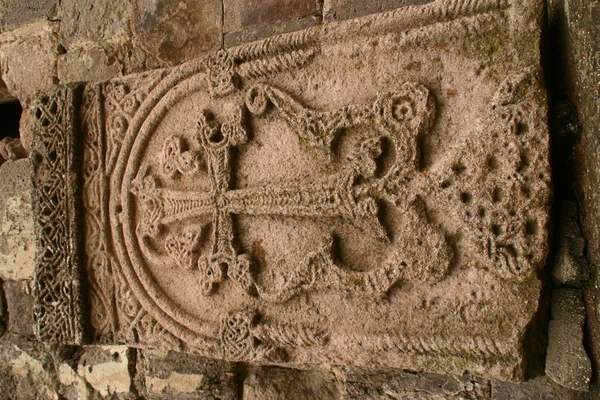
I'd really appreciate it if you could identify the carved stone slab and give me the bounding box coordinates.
[30,0,550,381]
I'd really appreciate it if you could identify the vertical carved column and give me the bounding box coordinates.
[30,85,87,344]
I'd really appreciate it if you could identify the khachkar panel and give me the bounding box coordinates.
[32,0,550,381]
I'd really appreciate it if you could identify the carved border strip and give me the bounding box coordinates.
[31,85,87,344]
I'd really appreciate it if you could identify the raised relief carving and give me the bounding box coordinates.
[131,82,447,302]
[31,86,85,344]
[34,0,550,382]
[220,311,327,361]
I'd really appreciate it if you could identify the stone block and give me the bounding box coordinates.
[224,16,318,48]
[0,0,58,32]
[57,45,125,84]
[0,138,27,161]
[0,333,61,399]
[58,0,130,50]
[130,0,222,66]
[0,21,59,102]
[30,0,551,381]
[243,366,339,400]
[224,0,317,32]
[338,367,490,399]
[136,349,237,399]
[76,345,132,397]
[0,159,35,281]
[492,376,595,400]
[545,289,592,391]
[553,201,589,286]
[4,279,34,335]
[323,0,433,21]
[0,281,5,338]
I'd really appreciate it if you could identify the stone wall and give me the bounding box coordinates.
[0,0,598,398]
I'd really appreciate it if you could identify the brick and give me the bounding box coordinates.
[131,0,222,66]
[224,0,317,33]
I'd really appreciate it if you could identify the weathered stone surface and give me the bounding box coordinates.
[57,45,124,84]
[0,138,27,161]
[324,0,433,20]
[492,376,595,400]
[553,201,589,286]
[224,0,317,32]
[18,105,32,152]
[130,0,222,66]
[31,0,551,381]
[338,367,491,399]
[0,159,35,281]
[244,366,339,400]
[136,349,237,399]
[558,0,600,378]
[58,0,130,50]
[76,345,132,397]
[0,21,59,102]
[224,16,318,48]
[0,333,61,399]
[0,281,5,338]
[0,77,12,101]
[545,289,591,391]
[4,280,34,336]
[0,0,58,32]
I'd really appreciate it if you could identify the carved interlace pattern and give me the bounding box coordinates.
[31,86,85,344]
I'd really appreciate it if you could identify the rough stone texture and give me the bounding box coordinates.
[4,280,34,336]
[0,21,59,102]
[136,349,237,399]
[244,366,340,399]
[224,16,318,48]
[31,0,550,382]
[338,367,491,399]
[324,0,433,20]
[0,78,12,101]
[558,0,600,381]
[0,0,58,33]
[492,376,595,400]
[0,333,61,399]
[18,105,32,153]
[545,289,591,391]
[0,138,26,161]
[130,0,222,66]
[0,281,5,338]
[58,0,130,50]
[0,159,35,281]
[553,201,589,286]
[76,345,133,397]
[224,0,318,32]
[57,45,125,84]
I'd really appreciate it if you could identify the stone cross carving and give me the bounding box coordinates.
[132,83,435,299]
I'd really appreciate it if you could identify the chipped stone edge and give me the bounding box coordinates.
[30,83,87,345]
